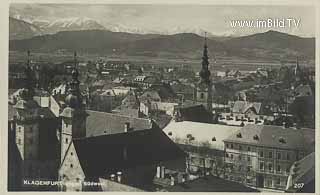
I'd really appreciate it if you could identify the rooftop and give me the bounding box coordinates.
[86,110,153,137]
[163,121,241,150]
[224,124,315,150]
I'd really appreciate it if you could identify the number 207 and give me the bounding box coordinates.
[294,183,304,189]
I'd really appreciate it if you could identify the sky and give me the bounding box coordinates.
[10,4,316,37]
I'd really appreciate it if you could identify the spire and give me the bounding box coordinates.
[199,32,211,84]
[65,51,83,108]
[21,50,35,100]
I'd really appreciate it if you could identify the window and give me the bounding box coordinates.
[247,166,251,172]
[276,178,281,185]
[239,145,242,150]
[200,93,204,99]
[268,151,273,158]
[277,165,281,172]
[286,153,290,160]
[17,138,21,145]
[260,162,264,170]
[65,123,68,128]
[226,143,229,148]
[247,156,251,162]
[231,144,234,149]
[277,152,281,160]
[226,153,229,158]
[70,164,73,168]
[259,151,264,158]
[18,127,21,133]
[268,163,273,172]
[65,138,68,144]
[247,146,251,151]
[71,152,73,156]
[230,154,233,159]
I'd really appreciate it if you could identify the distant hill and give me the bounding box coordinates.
[9,17,42,40]
[224,30,315,59]
[9,29,315,60]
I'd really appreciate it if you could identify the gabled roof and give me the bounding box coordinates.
[232,101,262,114]
[85,110,152,137]
[224,124,315,150]
[73,126,186,178]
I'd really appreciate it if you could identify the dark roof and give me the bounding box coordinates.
[38,107,56,119]
[177,104,213,123]
[224,124,314,150]
[165,175,259,192]
[73,127,186,178]
[85,110,152,137]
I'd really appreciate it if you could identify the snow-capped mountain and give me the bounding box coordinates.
[33,17,106,34]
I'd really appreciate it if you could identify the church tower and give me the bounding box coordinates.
[60,52,88,163]
[196,33,213,112]
[13,50,41,178]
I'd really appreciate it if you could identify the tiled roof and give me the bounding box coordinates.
[73,127,186,178]
[224,124,315,150]
[85,110,152,137]
[163,121,241,150]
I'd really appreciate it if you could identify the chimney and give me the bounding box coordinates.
[110,174,115,181]
[161,166,165,178]
[124,122,130,132]
[156,165,161,178]
[116,171,122,183]
[170,175,175,186]
[282,122,286,129]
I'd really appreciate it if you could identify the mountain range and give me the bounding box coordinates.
[9,17,315,60]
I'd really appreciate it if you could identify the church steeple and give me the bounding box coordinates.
[294,57,302,81]
[199,32,211,84]
[19,50,36,101]
[64,51,83,109]
[195,33,213,113]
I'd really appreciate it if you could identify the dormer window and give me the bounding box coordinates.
[168,132,172,136]
[212,137,216,141]
[236,133,242,138]
[279,137,286,144]
[253,135,259,140]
